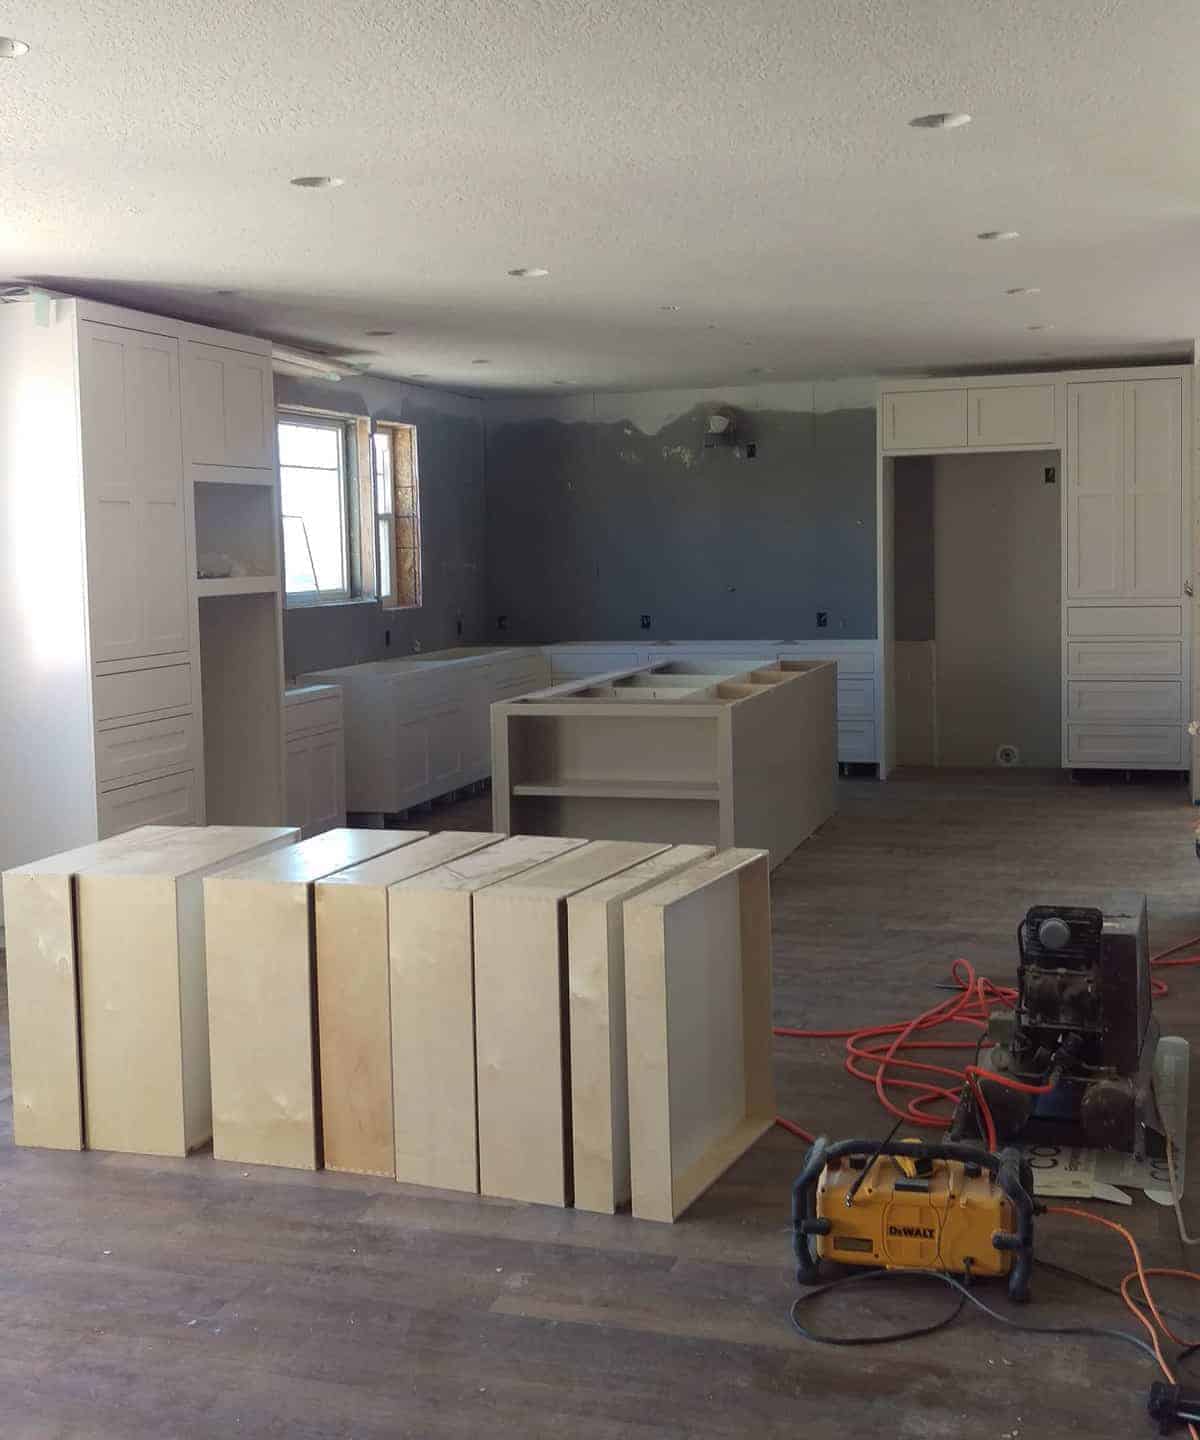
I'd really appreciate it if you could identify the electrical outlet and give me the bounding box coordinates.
[497,615,508,631]
[745,442,757,459]
[640,614,652,629]
[1044,465,1057,485]
[816,611,829,628]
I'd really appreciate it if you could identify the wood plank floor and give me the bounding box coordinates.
[2,770,1200,1437]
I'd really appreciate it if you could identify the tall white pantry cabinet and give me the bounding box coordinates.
[0,295,287,900]
[878,366,1193,778]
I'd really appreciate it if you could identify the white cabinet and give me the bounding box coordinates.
[544,645,649,681]
[283,685,345,838]
[1125,378,1183,598]
[968,384,1055,448]
[97,769,200,838]
[182,342,275,472]
[78,322,190,661]
[882,389,967,450]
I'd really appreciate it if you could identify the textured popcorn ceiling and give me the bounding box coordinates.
[3,0,1199,391]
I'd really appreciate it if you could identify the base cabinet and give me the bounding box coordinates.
[283,686,345,838]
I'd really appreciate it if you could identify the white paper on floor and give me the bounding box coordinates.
[1019,1035,1189,1206]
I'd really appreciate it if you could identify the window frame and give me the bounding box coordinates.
[373,422,423,611]
[278,410,355,608]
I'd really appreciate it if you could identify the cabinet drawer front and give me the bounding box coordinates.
[836,678,876,718]
[1067,642,1183,678]
[967,384,1056,447]
[284,694,343,737]
[97,769,199,838]
[837,721,877,762]
[883,389,967,450]
[1067,682,1182,724]
[1067,726,1183,768]
[96,713,197,783]
[1065,606,1182,638]
[93,664,193,722]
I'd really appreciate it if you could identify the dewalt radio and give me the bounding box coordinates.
[792,1137,1036,1302]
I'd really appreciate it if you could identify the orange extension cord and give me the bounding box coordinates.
[772,932,1200,1146]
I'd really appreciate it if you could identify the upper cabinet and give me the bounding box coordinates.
[182,342,275,472]
[882,382,1056,452]
[77,321,190,662]
[1066,376,1182,600]
[882,389,966,450]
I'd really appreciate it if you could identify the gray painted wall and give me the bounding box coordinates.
[933,450,1061,767]
[483,385,878,643]
[276,373,486,678]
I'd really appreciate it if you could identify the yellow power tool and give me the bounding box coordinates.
[792,1137,1036,1302]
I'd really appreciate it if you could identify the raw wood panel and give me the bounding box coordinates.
[566,845,713,1213]
[624,848,774,1223]
[1,825,182,1150]
[205,829,427,1171]
[473,841,670,1207]
[77,826,297,1156]
[314,831,502,1177]
[389,834,589,1193]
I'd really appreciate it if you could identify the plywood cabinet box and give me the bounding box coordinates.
[0,295,288,915]
[204,828,426,1171]
[492,660,837,867]
[313,831,506,1177]
[624,848,775,1222]
[76,825,297,1157]
[389,834,589,1193]
[472,840,673,1207]
[300,648,551,815]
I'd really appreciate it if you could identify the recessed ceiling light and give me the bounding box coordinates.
[1006,286,1040,295]
[978,230,1020,241]
[364,329,395,337]
[1027,323,1053,331]
[748,366,773,376]
[0,37,30,59]
[410,372,430,379]
[552,380,570,386]
[290,175,344,189]
[910,111,971,129]
[214,288,240,297]
[659,304,680,312]
[471,358,490,365]
[508,267,549,278]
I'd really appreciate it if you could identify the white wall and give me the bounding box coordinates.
[933,450,1061,767]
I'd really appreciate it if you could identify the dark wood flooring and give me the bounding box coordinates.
[3,770,1200,1437]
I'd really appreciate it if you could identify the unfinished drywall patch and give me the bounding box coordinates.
[276,373,486,676]
[484,383,877,641]
[933,450,1061,767]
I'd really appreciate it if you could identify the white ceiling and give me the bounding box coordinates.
[3,0,1200,393]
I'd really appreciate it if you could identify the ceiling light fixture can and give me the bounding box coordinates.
[471,358,490,365]
[1006,286,1040,295]
[978,230,1020,241]
[365,329,395,337]
[910,111,971,129]
[290,175,344,189]
[508,267,550,278]
[0,37,30,58]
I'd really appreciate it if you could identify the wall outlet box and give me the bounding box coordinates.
[640,614,652,629]
[816,611,829,629]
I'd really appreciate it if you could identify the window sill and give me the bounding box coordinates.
[286,595,378,612]
[380,602,424,614]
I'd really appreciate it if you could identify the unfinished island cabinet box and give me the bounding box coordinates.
[566,844,714,1214]
[388,835,589,1193]
[76,825,298,1157]
[473,840,673,1207]
[623,848,775,1223]
[1,825,188,1151]
[204,829,424,1171]
[492,660,837,867]
[314,831,507,1177]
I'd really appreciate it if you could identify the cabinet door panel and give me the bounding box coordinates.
[883,389,967,450]
[183,343,274,470]
[285,735,310,834]
[1066,382,1124,598]
[307,731,345,836]
[968,384,1055,447]
[1125,378,1182,598]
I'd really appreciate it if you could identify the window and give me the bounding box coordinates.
[279,416,352,603]
[374,423,422,609]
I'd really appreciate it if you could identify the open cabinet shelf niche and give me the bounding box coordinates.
[194,479,279,587]
[492,660,838,866]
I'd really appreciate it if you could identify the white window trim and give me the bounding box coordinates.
[279,410,354,608]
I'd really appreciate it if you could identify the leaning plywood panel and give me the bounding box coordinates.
[77,826,297,1156]
[389,834,589,1194]
[1,825,183,1150]
[205,829,427,1171]
[474,840,671,1207]
[314,831,501,1177]
[624,849,774,1223]
[566,845,714,1214]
